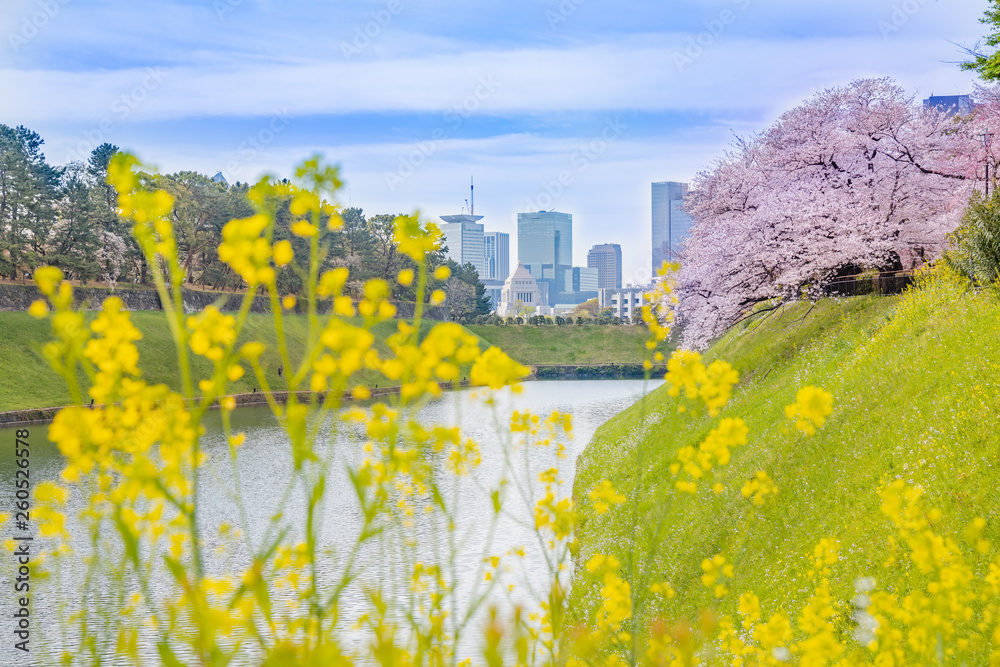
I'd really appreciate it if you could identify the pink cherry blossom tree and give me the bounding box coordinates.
[678,78,982,349]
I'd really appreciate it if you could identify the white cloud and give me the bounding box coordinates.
[0,29,981,123]
[1,0,988,281]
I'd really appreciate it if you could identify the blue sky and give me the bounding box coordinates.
[0,0,987,281]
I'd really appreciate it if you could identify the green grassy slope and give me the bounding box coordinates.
[466,324,669,365]
[0,311,479,412]
[569,276,1000,629]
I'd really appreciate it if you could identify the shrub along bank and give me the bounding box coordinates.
[569,273,1000,648]
[466,324,670,366]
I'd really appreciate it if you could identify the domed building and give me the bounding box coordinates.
[499,263,540,317]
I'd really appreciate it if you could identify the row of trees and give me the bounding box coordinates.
[0,128,124,284]
[469,313,635,326]
[0,126,491,318]
[677,78,1000,349]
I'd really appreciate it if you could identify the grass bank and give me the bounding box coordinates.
[569,275,1000,634]
[466,324,669,365]
[0,311,477,412]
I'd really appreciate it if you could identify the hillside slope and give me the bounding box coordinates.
[0,311,480,412]
[569,275,1000,636]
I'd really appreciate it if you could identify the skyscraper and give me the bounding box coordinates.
[439,214,486,279]
[517,211,573,306]
[483,232,510,282]
[587,243,622,290]
[651,181,693,271]
[482,231,510,312]
[517,211,573,267]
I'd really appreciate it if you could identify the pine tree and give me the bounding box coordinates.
[0,125,61,281]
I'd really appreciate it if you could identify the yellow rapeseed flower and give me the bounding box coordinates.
[784,386,834,435]
[589,480,626,515]
[273,239,294,266]
[28,299,49,318]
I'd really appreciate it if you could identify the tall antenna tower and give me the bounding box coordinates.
[471,176,474,215]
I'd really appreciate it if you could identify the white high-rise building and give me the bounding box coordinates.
[440,214,486,279]
[483,231,510,312]
[484,231,510,282]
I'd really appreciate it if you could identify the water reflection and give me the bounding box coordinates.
[0,379,661,662]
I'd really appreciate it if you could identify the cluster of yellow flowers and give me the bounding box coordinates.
[664,350,740,416]
[534,474,575,542]
[640,261,680,350]
[671,416,749,494]
[740,470,778,506]
[589,480,626,515]
[785,385,835,435]
[700,553,734,598]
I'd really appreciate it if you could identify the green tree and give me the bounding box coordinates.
[366,213,404,285]
[49,162,102,283]
[963,1,1000,80]
[443,276,476,320]
[0,125,61,280]
[151,172,232,285]
[573,298,599,317]
[945,190,1000,285]
[87,143,120,221]
[338,207,372,261]
[445,260,492,316]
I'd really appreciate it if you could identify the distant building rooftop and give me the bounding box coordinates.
[923,94,975,118]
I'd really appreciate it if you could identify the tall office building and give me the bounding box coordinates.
[651,181,693,271]
[483,232,510,282]
[568,266,599,303]
[482,231,510,312]
[517,211,573,267]
[517,211,573,306]
[440,214,486,279]
[587,243,622,290]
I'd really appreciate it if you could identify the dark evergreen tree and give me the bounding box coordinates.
[0,125,61,280]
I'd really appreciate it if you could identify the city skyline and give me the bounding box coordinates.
[1,1,983,282]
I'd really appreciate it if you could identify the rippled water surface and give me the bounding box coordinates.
[0,379,661,663]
